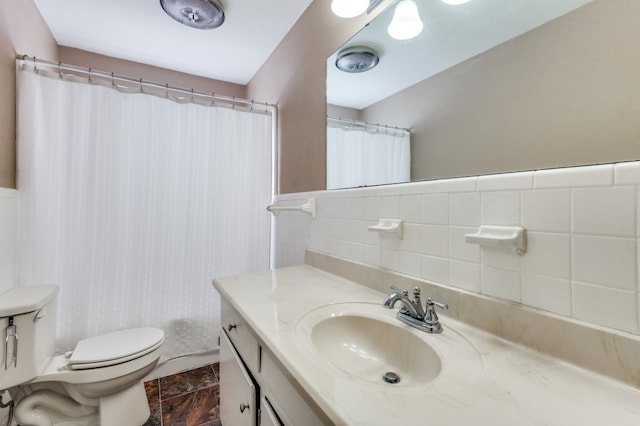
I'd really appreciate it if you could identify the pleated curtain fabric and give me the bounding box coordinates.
[16,66,273,359]
[326,126,410,189]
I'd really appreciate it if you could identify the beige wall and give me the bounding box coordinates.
[247,0,393,194]
[0,0,57,188]
[362,0,640,181]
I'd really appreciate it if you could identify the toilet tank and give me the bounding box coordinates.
[0,285,58,390]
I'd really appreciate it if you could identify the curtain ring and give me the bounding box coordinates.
[139,78,144,93]
[211,92,216,106]
[88,67,93,84]
[165,83,169,98]
[232,96,236,110]
[58,62,63,79]
[250,100,254,113]
[33,56,38,74]
[191,88,194,102]
[111,72,115,87]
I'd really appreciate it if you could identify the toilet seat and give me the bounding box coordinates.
[69,328,165,370]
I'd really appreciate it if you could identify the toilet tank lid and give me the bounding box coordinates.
[0,285,59,317]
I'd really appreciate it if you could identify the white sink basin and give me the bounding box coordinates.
[310,313,441,386]
[294,302,483,390]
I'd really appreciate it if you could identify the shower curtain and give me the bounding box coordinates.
[326,125,410,189]
[16,64,273,359]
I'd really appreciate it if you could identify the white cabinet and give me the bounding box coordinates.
[219,299,328,426]
[260,396,283,426]
[219,329,257,426]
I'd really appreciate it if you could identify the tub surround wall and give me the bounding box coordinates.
[273,161,640,338]
[0,188,16,295]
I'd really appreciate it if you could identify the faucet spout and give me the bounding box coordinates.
[382,286,448,334]
[382,293,420,318]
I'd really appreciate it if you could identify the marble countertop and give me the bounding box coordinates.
[213,265,640,425]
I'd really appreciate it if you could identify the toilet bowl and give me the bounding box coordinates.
[0,285,165,426]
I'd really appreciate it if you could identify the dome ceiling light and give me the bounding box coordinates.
[335,46,380,73]
[160,0,225,29]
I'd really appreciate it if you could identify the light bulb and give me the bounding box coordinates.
[441,0,471,4]
[388,0,423,40]
[331,0,369,18]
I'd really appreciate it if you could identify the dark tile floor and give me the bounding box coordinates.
[144,363,221,426]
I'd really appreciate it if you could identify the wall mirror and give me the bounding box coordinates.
[326,0,640,189]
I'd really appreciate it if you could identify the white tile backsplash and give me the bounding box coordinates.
[534,164,614,188]
[481,191,520,225]
[573,187,635,237]
[274,161,640,336]
[573,282,638,333]
[421,255,449,284]
[422,194,449,225]
[522,189,571,233]
[449,193,481,226]
[572,235,636,291]
[523,232,572,279]
[481,265,521,303]
[615,161,640,185]
[449,260,481,292]
[399,195,422,224]
[477,171,534,191]
[522,273,572,316]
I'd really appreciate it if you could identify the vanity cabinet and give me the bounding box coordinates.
[220,298,326,426]
[219,330,256,426]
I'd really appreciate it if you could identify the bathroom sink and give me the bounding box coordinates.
[294,302,483,390]
[310,313,441,386]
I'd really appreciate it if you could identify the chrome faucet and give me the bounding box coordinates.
[382,286,448,333]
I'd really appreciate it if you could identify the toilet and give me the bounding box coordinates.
[0,285,165,426]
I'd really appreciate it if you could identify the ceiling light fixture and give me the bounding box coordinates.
[331,0,369,18]
[388,0,423,40]
[441,0,472,4]
[160,0,225,30]
[335,46,380,73]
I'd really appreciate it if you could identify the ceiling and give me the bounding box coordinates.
[33,0,314,85]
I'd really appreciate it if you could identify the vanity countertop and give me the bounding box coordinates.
[213,265,640,425]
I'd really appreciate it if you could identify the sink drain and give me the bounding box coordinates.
[382,371,400,384]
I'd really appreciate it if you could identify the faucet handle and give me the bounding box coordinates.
[389,285,408,296]
[427,298,448,310]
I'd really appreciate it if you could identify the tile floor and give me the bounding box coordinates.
[144,363,221,426]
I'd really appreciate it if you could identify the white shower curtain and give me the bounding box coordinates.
[326,126,410,189]
[16,65,273,359]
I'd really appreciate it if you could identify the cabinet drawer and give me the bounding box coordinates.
[221,300,260,374]
[260,350,327,426]
[220,328,257,426]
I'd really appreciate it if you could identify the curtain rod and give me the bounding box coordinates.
[327,115,410,133]
[19,55,276,112]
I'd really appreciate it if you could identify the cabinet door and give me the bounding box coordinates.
[220,328,257,426]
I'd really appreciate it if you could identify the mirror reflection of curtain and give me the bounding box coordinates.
[16,64,273,360]
[326,125,410,189]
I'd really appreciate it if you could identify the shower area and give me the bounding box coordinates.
[14,57,275,367]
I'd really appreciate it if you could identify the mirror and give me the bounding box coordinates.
[326,0,640,187]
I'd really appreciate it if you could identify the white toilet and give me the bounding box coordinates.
[0,285,165,426]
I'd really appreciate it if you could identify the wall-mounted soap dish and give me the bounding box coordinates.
[465,225,526,256]
[368,218,403,239]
